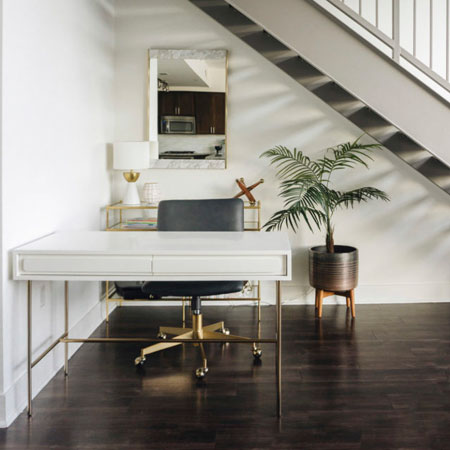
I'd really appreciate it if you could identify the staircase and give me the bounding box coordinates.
[190,0,450,195]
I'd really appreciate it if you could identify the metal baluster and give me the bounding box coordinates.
[359,0,362,16]
[430,0,433,69]
[447,0,449,80]
[393,0,400,61]
[413,0,417,57]
[376,0,379,28]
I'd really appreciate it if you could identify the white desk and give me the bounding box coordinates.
[13,231,291,417]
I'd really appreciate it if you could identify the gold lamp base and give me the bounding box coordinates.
[123,170,140,183]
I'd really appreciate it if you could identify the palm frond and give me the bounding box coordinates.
[260,146,321,180]
[318,136,381,177]
[263,203,327,233]
[318,185,342,212]
[335,187,390,208]
[278,179,325,209]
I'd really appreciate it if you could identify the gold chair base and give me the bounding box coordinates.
[134,315,259,376]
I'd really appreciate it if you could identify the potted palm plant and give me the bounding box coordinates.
[261,137,389,318]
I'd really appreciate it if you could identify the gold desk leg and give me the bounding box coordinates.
[199,343,208,370]
[64,281,69,377]
[252,320,262,356]
[27,280,32,417]
[276,280,282,418]
[182,298,186,326]
[105,281,110,322]
[257,281,261,323]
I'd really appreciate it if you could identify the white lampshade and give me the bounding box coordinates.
[113,142,150,170]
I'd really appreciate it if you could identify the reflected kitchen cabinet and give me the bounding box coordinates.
[211,93,225,135]
[158,91,195,116]
[195,92,225,135]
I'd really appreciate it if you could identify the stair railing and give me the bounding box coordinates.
[314,0,450,100]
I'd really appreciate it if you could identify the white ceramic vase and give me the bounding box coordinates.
[142,183,161,205]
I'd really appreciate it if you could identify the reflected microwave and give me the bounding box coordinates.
[160,115,196,134]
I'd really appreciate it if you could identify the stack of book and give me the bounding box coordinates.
[122,217,157,229]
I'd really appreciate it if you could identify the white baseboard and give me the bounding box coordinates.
[282,282,450,305]
[108,282,450,307]
[0,297,115,428]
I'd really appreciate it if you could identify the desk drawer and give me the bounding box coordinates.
[153,255,286,276]
[19,255,152,276]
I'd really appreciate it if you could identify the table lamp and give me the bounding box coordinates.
[113,141,157,205]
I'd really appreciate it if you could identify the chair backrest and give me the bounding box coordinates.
[157,198,244,232]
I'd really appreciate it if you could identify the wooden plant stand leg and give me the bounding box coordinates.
[315,288,356,319]
[317,289,324,318]
[349,289,356,318]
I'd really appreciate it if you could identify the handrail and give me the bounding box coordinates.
[316,0,450,97]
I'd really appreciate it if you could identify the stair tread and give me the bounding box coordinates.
[277,57,332,90]
[193,1,262,34]
[348,107,398,140]
[313,82,365,116]
[241,32,297,63]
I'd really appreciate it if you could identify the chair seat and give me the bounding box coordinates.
[114,282,149,300]
[142,281,244,297]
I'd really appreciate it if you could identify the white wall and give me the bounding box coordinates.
[114,0,450,305]
[0,0,115,426]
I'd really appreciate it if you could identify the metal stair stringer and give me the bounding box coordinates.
[189,0,450,195]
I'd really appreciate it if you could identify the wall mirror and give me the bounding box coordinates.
[148,49,227,169]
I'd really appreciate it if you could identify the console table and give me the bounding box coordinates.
[12,230,291,417]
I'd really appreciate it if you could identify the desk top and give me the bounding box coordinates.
[14,231,290,255]
[13,231,291,281]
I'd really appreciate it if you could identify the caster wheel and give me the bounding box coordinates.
[157,332,167,340]
[134,356,146,366]
[221,328,230,336]
[252,347,262,359]
[195,367,209,379]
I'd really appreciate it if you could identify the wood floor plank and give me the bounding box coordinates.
[0,304,449,449]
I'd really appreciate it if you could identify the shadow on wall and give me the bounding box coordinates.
[291,245,310,286]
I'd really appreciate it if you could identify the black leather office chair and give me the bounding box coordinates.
[134,198,261,378]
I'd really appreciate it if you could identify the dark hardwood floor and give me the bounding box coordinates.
[1,303,449,449]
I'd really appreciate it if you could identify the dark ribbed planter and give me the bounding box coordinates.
[309,245,358,292]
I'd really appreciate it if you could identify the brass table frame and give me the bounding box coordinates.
[105,200,261,232]
[26,280,283,417]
